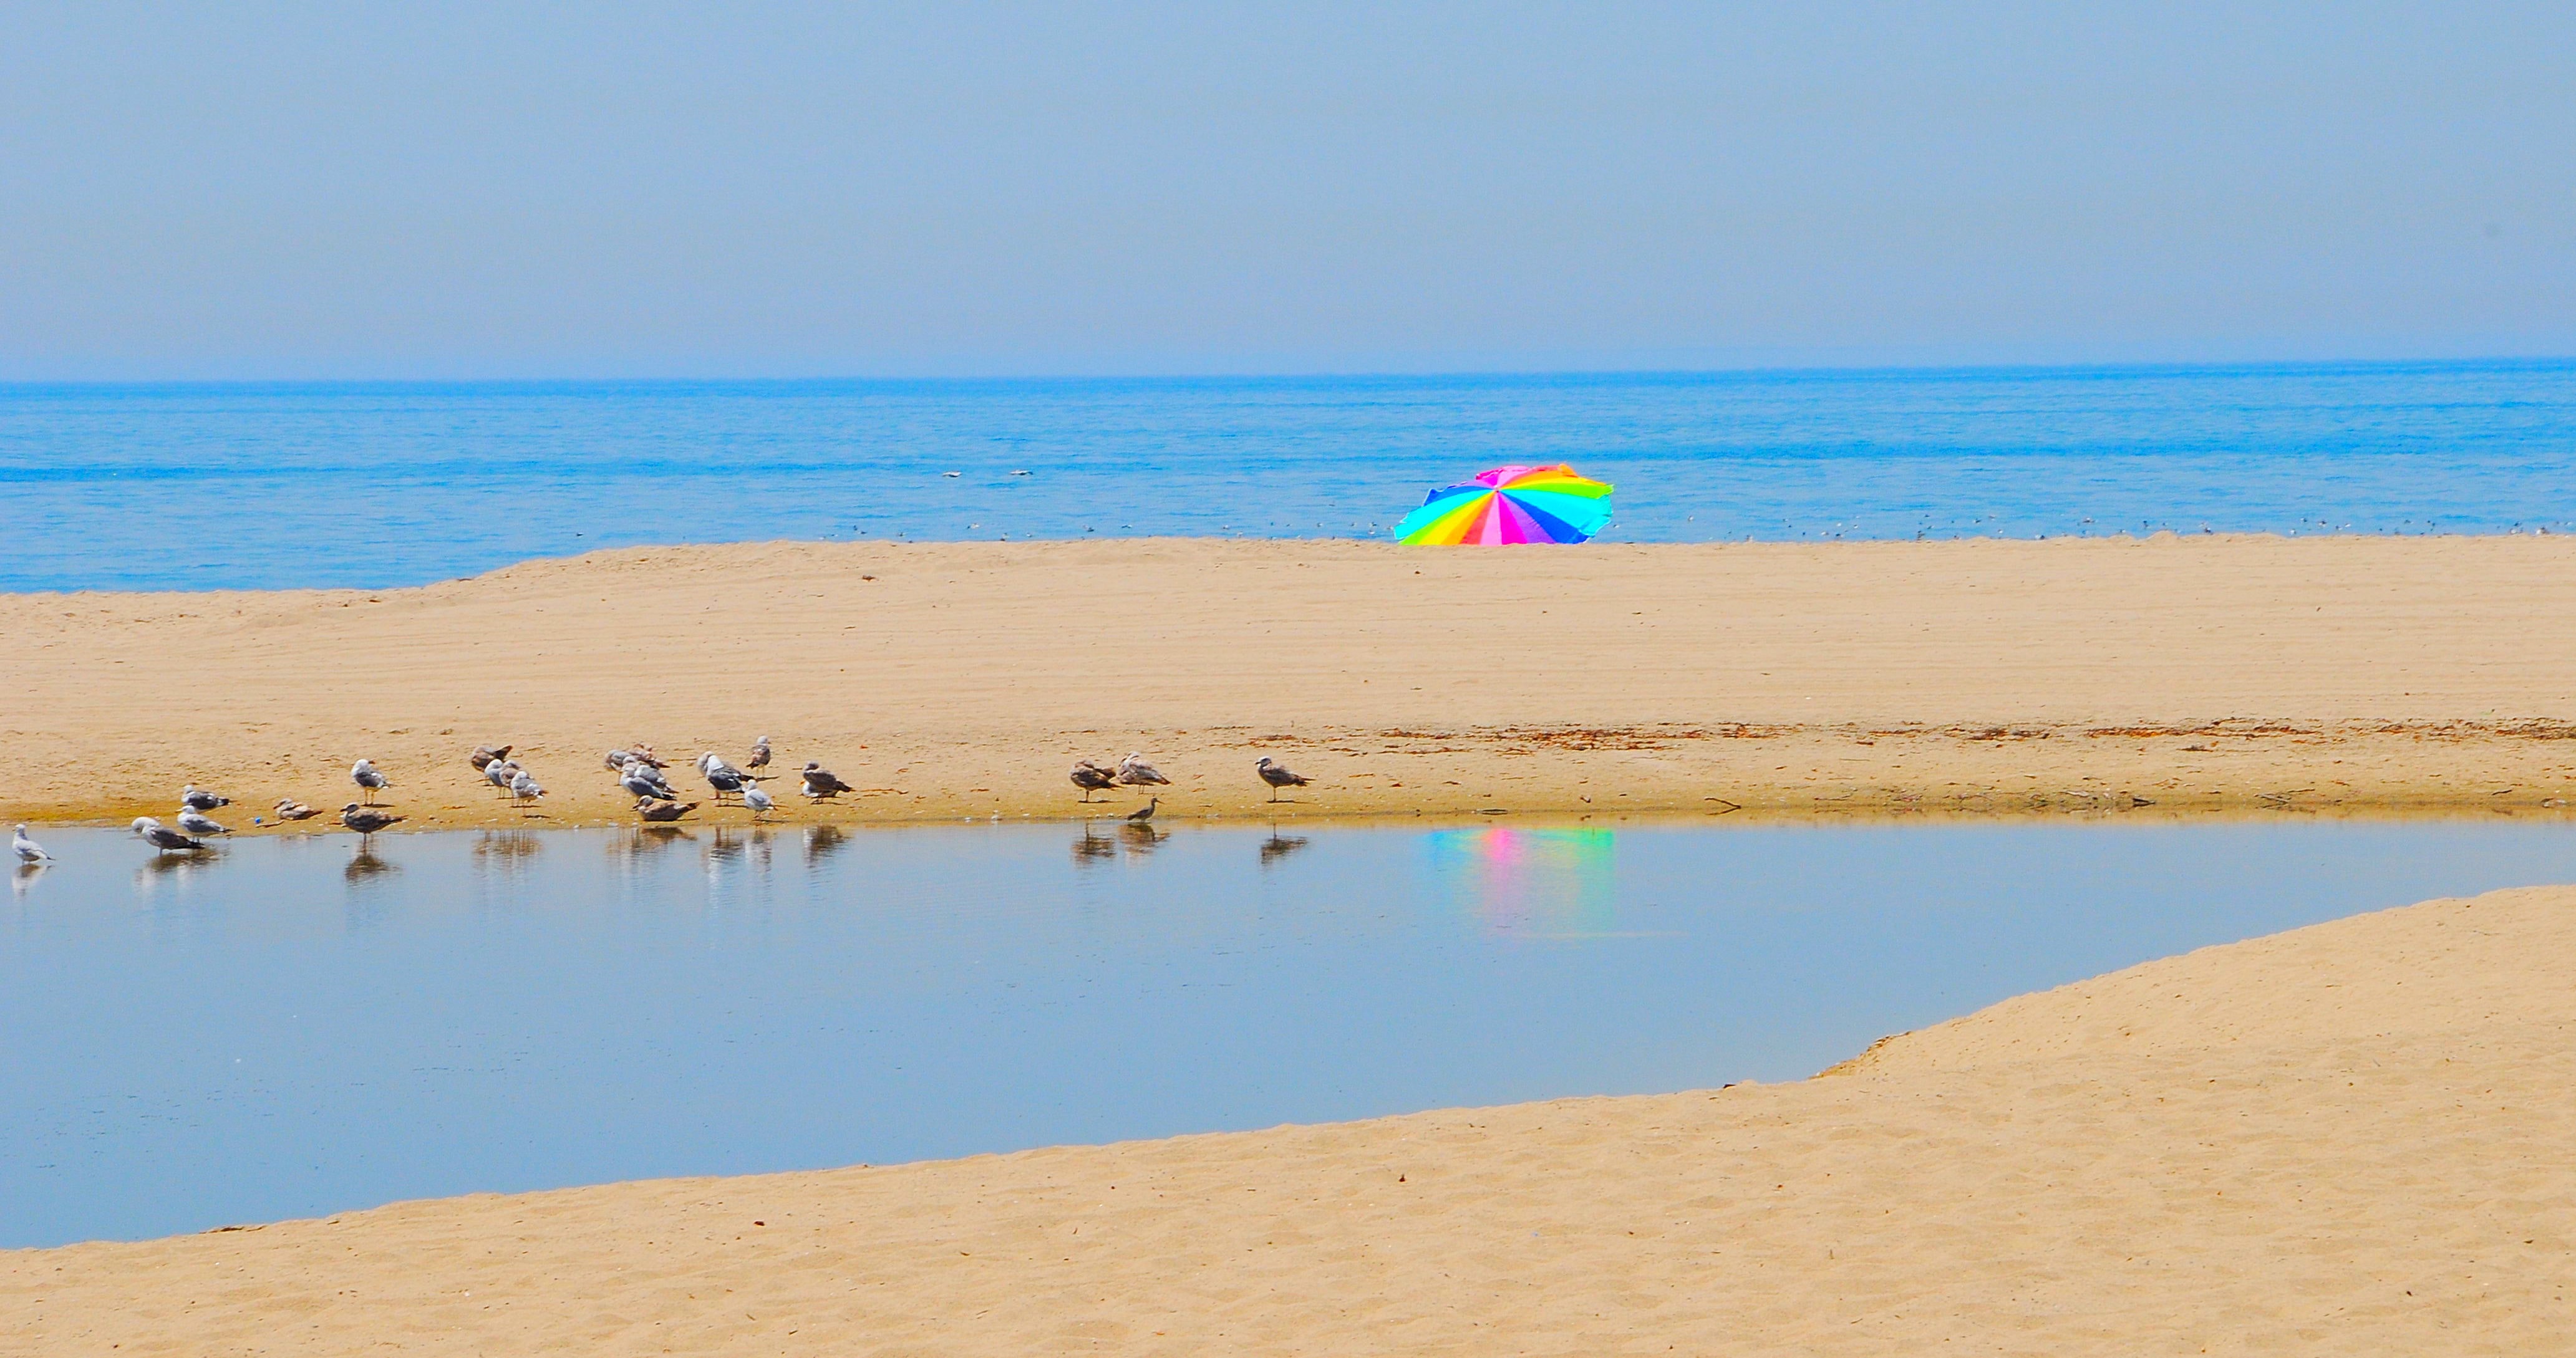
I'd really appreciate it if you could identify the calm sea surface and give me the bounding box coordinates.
[10,817,2576,1247]
[5,362,2574,592]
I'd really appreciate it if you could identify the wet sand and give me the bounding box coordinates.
[6,534,2575,829]
[7,882,2570,1353]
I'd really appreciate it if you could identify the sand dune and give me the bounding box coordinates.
[6,534,2576,829]
[7,882,2570,1354]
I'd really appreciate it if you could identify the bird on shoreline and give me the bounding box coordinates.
[742,784,776,820]
[340,804,405,835]
[800,761,855,799]
[181,785,230,812]
[469,744,513,772]
[1256,757,1310,802]
[12,825,51,865]
[486,758,520,797]
[177,806,231,837]
[1125,797,1158,822]
[1115,753,1170,786]
[1070,759,1118,801]
[132,817,205,853]
[351,759,390,804]
[636,797,697,822]
[621,759,679,801]
[747,736,772,778]
[509,768,546,812]
[699,753,750,802]
[273,799,319,821]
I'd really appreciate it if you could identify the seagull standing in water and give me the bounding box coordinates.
[350,759,390,804]
[1124,797,1158,823]
[340,804,405,836]
[176,806,231,837]
[132,817,205,852]
[1115,754,1171,786]
[1255,757,1311,802]
[12,825,52,865]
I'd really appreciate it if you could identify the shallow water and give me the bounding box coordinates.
[7,818,2576,1248]
[6,362,2574,591]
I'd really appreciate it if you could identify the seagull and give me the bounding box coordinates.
[509,768,546,811]
[800,761,855,799]
[621,761,677,801]
[339,804,405,835]
[176,806,231,837]
[1255,757,1311,802]
[12,825,51,865]
[636,797,698,822]
[1115,753,1171,786]
[742,784,776,820]
[704,764,747,802]
[746,736,772,778]
[132,817,205,853]
[486,758,519,797]
[469,744,513,772]
[1069,759,1118,802]
[350,759,390,804]
[1125,797,1159,823]
[273,799,320,821]
[180,785,231,812]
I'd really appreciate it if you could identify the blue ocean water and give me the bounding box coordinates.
[4,360,2572,592]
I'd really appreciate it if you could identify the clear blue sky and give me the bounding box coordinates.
[2,2,2569,379]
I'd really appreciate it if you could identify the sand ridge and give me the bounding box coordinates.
[7,884,2572,1354]
[8,534,2576,830]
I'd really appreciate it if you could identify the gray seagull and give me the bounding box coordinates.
[1255,757,1311,802]
[132,817,206,853]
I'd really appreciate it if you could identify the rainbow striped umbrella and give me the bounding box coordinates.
[1393,465,1614,545]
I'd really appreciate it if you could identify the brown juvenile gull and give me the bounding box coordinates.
[746,736,772,777]
[350,759,390,805]
[1115,753,1171,786]
[339,804,405,835]
[273,799,320,821]
[131,817,206,853]
[636,797,699,822]
[800,762,856,800]
[1069,759,1118,802]
[180,785,231,812]
[1256,756,1311,802]
[1125,796,1159,823]
[469,744,513,772]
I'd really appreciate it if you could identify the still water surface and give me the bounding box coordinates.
[8,817,2576,1247]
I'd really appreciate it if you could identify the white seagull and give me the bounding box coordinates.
[509,768,546,811]
[350,759,391,804]
[12,824,52,865]
[176,806,231,836]
[132,817,205,852]
[1115,753,1171,786]
[742,784,776,820]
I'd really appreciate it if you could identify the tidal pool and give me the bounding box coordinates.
[7,817,2575,1247]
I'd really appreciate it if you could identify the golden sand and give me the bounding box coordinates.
[8,884,2571,1354]
[7,534,2576,829]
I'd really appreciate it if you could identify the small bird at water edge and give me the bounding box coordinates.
[1125,797,1158,822]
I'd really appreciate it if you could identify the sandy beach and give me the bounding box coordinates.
[6,533,2576,829]
[6,880,2568,1352]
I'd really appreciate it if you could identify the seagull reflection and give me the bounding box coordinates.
[11,863,42,898]
[344,845,399,884]
[614,826,694,865]
[472,830,542,870]
[1070,826,1117,866]
[1259,828,1310,865]
[705,827,747,867]
[1118,822,1164,857]
[801,824,848,869]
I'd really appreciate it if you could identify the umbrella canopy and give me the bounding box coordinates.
[1393,465,1614,545]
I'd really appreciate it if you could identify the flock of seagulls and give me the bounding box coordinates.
[14,737,1324,868]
